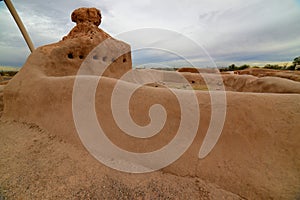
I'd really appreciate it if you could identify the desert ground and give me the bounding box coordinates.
[0,119,243,200]
[1,7,300,200]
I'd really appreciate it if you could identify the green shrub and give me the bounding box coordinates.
[286,65,295,70]
[264,64,283,70]
[293,56,300,66]
[238,64,250,70]
[0,70,18,76]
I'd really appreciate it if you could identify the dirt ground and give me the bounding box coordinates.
[0,121,243,200]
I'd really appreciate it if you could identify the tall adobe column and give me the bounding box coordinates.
[63,7,105,40]
[14,7,128,78]
[61,7,132,78]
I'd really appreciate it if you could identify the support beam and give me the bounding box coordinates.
[4,0,35,52]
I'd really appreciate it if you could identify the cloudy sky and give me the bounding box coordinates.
[0,0,300,68]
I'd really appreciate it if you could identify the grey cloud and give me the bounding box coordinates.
[0,0,299,67]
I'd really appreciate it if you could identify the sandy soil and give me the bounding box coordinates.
[0,120,243,200]
[0,85,4,117]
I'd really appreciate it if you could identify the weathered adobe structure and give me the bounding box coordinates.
[37,7,131,78]
[1,8,300,200]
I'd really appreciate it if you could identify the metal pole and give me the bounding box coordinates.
[3,0,35,52]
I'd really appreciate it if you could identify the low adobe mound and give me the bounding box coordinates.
[236,68,300,82]
[179,71,300,93]
[151,69,300,93]
[177,67,219,74]
[2,8,300,199]
[176,67,300,93]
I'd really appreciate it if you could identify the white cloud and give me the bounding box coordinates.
[0,0,299,67]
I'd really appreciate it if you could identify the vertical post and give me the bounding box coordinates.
[4,0,35,52]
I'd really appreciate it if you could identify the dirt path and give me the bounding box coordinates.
[0,121,243,199]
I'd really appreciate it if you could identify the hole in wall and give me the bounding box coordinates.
[68,53,74,59]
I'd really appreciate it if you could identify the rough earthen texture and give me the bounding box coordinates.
[0,85,4,117]
[59,7,131,78]
[0,121,243,200]
[177,67,219,74]
[63,8,105,41]
[72,7,101,26]
[180,72,300,93]
[1,7,300,200]
[236,68,300,82]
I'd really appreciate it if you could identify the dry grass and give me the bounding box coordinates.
[192,84,208,91]
[0,66,20,71]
